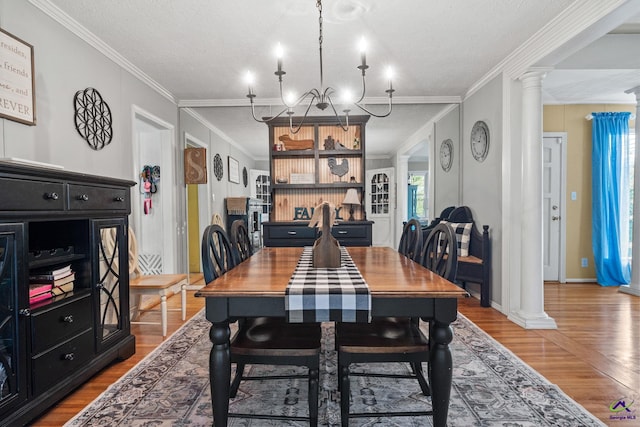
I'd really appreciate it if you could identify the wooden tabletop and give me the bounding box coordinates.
[196,246,468,299]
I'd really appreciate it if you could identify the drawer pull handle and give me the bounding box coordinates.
[338,231,348,234]
[63,315,74,323]
[63,353,75,361]
[77,194,89,201]
[287,231,297,235]
[19,308,31,317]
[114,196,125,202]
[45,192,59,200]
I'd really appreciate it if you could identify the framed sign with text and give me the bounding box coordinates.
[228,156,240,183]
[0,28,36,125]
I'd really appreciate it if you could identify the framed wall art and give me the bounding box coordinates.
[0,28,36,125]
[228,156,240,183]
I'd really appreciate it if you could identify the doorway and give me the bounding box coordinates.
[542,132,567,282]
[132,106,177,274]
[184,133,211,282]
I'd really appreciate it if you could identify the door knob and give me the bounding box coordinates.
[552,216,560,221]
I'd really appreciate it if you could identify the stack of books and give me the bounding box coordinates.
[29,264,75,303]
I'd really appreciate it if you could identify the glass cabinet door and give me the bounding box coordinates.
[0,224,26,415]
[93,219,129,351]
[370,172,390,214]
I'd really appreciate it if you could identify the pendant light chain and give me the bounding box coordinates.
[317,0,324,92]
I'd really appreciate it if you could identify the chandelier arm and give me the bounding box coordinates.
[355,73,367,104]
[249,101,290,123]
[326,97,349,132]
[288,95,318,134]
[353,97,393,118]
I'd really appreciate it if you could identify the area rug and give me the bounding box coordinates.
[65,310,605,426]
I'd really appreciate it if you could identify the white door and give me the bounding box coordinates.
[543,134,565,281]
[366,167,395,247]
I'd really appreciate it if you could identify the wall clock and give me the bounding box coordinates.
[470,120,490,162]
[439,139,453,172]
[213,153,224,181]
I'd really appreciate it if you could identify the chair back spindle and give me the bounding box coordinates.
[201,224,236,283]
[420,222,458,282]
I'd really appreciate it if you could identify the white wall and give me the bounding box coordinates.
[433,105,460,213]
[0,1,177,180]
[461,74,503,306]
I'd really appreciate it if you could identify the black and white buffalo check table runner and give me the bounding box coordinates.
[285,247,371,323]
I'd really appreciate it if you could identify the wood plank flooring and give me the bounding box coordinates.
[31,282,639,426]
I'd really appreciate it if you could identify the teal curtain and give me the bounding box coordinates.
[591,112,631,286]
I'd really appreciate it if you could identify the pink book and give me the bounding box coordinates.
[29,284,53,298]
[29,292,52,304]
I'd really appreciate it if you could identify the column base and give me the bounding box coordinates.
[619,284,640,297]
[508,311,557,329]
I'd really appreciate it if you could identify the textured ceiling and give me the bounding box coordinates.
[38,0,640,159]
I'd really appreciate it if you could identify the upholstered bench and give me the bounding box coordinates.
[427,206,491,307]
[130,273,188,337]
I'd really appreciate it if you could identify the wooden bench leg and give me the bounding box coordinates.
[181,283,187,321]
[160,293,168,337]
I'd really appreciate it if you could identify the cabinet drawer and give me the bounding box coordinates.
[31,295,93,354]
[31,330,93,396]
[267,225,316,239]
[331,225,367,239]
[68,184,129,211]
[0,177,65,211]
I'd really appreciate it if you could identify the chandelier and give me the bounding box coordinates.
[245,0,394,133]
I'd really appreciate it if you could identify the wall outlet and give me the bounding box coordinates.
[571,191,577,201]
[581,257,588,267]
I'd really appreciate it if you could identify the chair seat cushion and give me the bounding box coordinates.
[336,317,428,354]
[231,317,321,356]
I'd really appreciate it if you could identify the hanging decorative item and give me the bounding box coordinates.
[242,166,248,187]
[73,87,113,150]
[140,165,160,215]
[184,147,207,184]
[213,153,224,181]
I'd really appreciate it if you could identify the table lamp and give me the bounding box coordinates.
[342,188,360,221]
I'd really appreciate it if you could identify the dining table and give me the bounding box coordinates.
[195,246,469,427]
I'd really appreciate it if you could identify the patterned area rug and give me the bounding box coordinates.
[65,310,605,426]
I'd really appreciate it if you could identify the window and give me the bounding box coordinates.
[409,172,427,219]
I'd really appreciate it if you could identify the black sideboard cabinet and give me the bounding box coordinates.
[263,220,373,247]
[0,162,136,426]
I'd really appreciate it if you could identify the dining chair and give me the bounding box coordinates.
[397,218,423,261]
[335,223,462,425]
[418,222,459,282]
[229,219,253,263]
[201,224,321,426]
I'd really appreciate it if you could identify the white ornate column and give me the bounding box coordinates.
[510,69,557,329]
[621,86,640,297]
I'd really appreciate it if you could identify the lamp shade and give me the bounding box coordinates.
[342,188,360,205]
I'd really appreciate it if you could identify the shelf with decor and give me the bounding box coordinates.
[265,115,372,245]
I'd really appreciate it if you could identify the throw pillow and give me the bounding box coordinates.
[441,221,472,257]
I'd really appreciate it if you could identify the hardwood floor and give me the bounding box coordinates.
[31,282,639,426]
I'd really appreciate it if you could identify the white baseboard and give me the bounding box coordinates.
[563,278,598,283]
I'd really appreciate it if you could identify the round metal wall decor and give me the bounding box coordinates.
[242,167,248,187]
[73,87,113,150]
[213,153,224,181]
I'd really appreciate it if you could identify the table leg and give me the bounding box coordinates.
[209,321,231,427]
[430,320,453,427]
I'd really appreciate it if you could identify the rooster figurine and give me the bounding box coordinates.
[327,157,349,181]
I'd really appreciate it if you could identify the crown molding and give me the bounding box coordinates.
[181,108,254,159]
[29,0,176,104]
[464,0,629,101]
